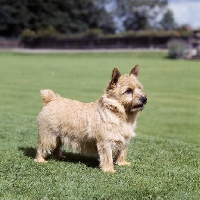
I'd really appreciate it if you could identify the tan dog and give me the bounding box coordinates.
[34,65,147,173]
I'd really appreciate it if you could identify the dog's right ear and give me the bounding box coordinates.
[130,64,139,77]
[107,68,121,90]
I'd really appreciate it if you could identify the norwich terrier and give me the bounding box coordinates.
[34,65,147,173]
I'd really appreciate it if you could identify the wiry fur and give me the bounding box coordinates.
[34,65,147,173]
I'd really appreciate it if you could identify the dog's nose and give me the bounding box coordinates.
[140,96,147,104]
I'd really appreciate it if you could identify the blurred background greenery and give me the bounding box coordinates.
[0,0,191,38]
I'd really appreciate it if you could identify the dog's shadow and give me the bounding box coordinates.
[19,147,99,168]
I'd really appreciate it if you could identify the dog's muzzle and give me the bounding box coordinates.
[132,96,147,111]
[140,96,147,105]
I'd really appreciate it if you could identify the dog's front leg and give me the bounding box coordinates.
[97,142,115,173]
[115,148,130,166]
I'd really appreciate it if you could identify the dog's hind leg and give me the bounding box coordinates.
[115,148,130,166]
[34,142,49,163]
[52,137,66,160]
[97,142,115,173]
[34,128,58,163]
[34,150,47,163]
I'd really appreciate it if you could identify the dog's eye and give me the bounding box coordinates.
[124,88,133,94]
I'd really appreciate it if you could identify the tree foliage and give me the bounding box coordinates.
[110,0,168,31]
[160,9,177,31]
[0,0,29,36]
[0,0,176,37]
[0,0,114,37]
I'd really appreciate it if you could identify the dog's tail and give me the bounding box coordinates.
[40,89,60,106]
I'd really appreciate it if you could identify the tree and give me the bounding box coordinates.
[123,9,149,31]
[24,0,104,34]
[94,0,117,33]
[110,0,168,31]
[55,0,100,34]
[0,0,113,37]
[160,9,177,31]
[0,0,30,36]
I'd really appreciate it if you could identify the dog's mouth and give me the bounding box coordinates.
[132,104,144,111]
[133,104,144,109]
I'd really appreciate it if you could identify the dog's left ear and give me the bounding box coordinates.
[107,68,121,90]
[130,64,139,77]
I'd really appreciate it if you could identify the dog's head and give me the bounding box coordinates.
[106,65,147,113]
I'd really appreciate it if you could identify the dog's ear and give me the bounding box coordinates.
[107,68,121,90]
[130,64,139,77]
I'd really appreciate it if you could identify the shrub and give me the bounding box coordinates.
[168,39,188,59]
[84,29,103,38]
[21,26,58,41]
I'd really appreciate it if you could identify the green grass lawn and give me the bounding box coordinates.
[0,51,199,199]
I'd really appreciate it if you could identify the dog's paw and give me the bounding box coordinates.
[116,161,130,166]
[101,167,116,173]
[34,159,48,163]
[34,158,48,163]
